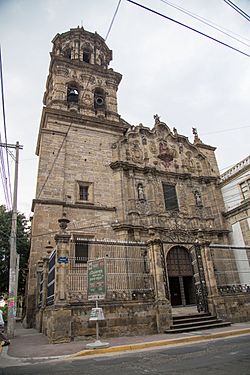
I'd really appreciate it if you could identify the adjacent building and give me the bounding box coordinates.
[220,155,250,286]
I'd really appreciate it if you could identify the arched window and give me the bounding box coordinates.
[64,48,71,59]
[83,48,91,63]
[94,88,105,110]
[67,86,79,103]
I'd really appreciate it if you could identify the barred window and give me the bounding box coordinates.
[79,185,89,201]
[240,179,250,200]
[75,241,89,264]
[162,183,179,210]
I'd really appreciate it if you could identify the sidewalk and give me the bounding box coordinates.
[1,321,250,364]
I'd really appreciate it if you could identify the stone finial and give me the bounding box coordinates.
[58,213,70,233]
[154,114,160,125]
[45,240,54,255]
[192,127,203,144]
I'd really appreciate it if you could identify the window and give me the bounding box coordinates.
[83,48,91,63]
[94,88,105,110]
[162,183,179,210]
[75,240,89,263]
[240,179,250,200]
[67,86,79,103]
[77,181,93,203]
[64,48,71,59]
[79,185,89,201]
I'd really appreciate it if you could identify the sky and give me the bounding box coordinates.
[0,0,249,218]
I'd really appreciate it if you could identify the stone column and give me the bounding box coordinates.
[47,214,72,343]
[148,232,171,332]
[54,215,71,305]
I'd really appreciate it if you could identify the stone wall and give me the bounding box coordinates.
[213,294,250,323]
[40,300,171,343]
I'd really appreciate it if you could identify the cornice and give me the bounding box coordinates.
[222,198,250,218]
[32,198,116,213]
[194,143,216,151]
[49,57,122,84]
[109,160,218,183]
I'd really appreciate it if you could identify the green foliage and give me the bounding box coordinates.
[0,205,30,295]
[1,304,8,322]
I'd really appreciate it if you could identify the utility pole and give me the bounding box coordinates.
[0,141,23,338]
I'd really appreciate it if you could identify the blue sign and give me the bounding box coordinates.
[58,256,69,264]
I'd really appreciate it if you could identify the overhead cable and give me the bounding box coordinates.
[126,0,250,57]
[105,0,122,41]
[223,0,250,22]
[159,0,250,47]
[201,125,250,136]
[0,46,12,209]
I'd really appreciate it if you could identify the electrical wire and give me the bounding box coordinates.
[105,0,122,41]
[0,47,12,204]
[223,0,250,22]
[159,0,250,47]
[201,125,250,136]
[126,0,250,57]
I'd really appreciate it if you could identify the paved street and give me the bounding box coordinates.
[1,334,250,375]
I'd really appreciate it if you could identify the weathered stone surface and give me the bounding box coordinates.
[26,27,250,341]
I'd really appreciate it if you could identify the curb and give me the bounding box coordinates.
[70,328,250,358]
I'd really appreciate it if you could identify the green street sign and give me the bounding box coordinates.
[87,258,106,301]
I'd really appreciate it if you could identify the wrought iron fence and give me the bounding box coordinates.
[210,244,250,295]
[68,239,154,302]
[47,249,56,305]
[38,271,43,308]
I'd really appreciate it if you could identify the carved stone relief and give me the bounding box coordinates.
[157,140,177,168]
[130,141,143,164]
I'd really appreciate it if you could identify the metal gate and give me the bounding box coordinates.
[190,243,209,313]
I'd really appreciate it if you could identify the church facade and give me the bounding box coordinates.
[25,27,250,342]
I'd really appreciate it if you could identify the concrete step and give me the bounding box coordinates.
[173,313,212,324]
[172,318,223,329]
[165,321,232,334]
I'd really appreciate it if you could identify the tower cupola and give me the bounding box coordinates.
[43,27,122,121]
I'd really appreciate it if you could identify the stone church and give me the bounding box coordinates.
[25,27,250,342]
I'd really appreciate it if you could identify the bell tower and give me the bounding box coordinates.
[26,27,128,327]
[43,27,122,121]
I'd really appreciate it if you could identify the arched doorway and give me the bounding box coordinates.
[167,246,196,306]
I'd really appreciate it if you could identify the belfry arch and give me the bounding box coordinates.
[166,246,196,306]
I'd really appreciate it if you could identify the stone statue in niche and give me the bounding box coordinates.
[178,142,183,154]
[149,141,157,154]
[137,183,145,201]
[141,135,147,145]
[194,190,203,207]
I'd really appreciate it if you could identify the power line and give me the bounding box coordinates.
[0,46,12,210]
[159,0,250,47]
[126,0,250,58]
[223,0,250,22]
[105,0,122,41]
[201,125,250,136]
